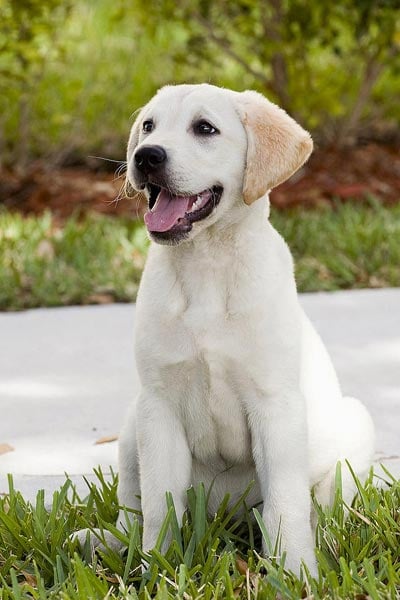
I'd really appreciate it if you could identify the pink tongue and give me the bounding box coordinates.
[144,189,193,232]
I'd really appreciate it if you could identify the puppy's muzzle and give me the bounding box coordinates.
[134,145,167,175]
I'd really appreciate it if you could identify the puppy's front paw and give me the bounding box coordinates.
[70,528,123,553]
[281,547,318,580]
[262,536,318,579]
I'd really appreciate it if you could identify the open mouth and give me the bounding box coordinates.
[144,184,223,240]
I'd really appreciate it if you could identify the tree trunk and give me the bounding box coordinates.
[15,87,30,173]
[262,0,291,112]
[336,53,386,147]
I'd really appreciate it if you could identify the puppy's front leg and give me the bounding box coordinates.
[137,391,192,553]
[248,392,317,577]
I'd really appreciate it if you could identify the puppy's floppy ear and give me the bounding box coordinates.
[235,90,313,205]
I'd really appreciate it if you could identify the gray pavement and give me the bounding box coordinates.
[1,288,399,501]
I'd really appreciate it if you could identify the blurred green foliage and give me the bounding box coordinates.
[0,0,399,169]
[1,200,399,310]
[0,0,72,167]
[131,0,400,143]
[0,0,71,80]
[0,0,174,167]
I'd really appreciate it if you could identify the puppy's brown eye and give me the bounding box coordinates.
[194,120,219,135]
[143,120,154,133]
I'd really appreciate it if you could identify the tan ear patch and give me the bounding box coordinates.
[236,91,313,205]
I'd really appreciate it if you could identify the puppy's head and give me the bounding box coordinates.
[127,84,312,245]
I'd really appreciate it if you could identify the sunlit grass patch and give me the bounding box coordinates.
[272,198,400,292]
[0,211,148,311]
[0,199,399,311]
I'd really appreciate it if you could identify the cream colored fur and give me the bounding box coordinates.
[74,84,375,577]
[237,90,313,203]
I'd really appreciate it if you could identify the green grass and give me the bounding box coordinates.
[0,199,399,311]
[0,466,399,598]
[0,211,149,311]
[273,199,400,292]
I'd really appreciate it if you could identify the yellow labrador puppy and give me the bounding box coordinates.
[78,84,375,576]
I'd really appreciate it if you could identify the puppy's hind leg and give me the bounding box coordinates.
[313,396,375,519]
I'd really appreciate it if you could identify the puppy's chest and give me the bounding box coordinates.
[180,351,252,466]
[167,275,253,466]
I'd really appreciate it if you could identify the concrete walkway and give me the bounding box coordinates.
[1,288,399,501]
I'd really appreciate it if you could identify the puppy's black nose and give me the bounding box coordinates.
[134,145,167,174]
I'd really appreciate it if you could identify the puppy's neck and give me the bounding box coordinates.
[196,193,269,242]
[165,193,271,266]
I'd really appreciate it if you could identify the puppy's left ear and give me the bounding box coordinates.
[235,90,313,205]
